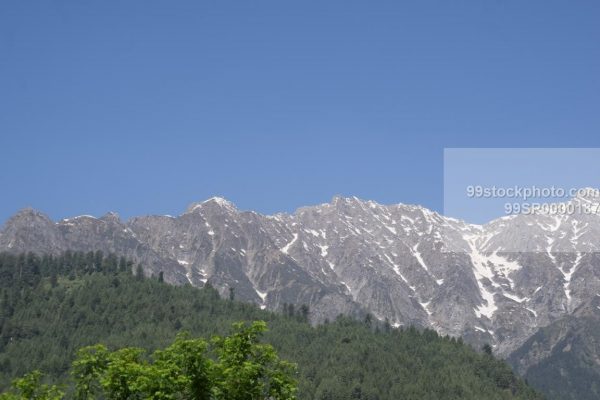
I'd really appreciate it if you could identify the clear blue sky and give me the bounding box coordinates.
[1,1,599,223]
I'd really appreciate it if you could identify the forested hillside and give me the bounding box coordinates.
[0,251,542,399]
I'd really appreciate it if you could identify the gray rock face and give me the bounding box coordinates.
[2,194,600,357]
[506,296,600,400]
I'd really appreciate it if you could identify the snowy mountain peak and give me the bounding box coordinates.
[204,196,236,207]
[186,197,237,213]
[100,212,121,223]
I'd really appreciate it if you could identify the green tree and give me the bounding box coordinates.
[299,305,309,322]
[72,345,109,400]
[0,371,63,400]
[135,265,144,281]
[153,332,213,400]
[211,321,297,400]
[482,343,493,356]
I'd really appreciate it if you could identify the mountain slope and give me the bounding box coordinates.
[508,295,600,400]
[0,251,543,400]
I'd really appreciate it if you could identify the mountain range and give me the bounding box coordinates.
[2,192,600,397]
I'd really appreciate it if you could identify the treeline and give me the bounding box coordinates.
[0,251,543,399]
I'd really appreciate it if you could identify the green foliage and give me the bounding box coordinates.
[211,321,296,400]
[72,345,109,400]
[0,251,542,400]
[0,371,63,400]
[68,322,295,400]
[151,332,212,400]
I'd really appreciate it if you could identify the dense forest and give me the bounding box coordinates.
[0,251,542,399]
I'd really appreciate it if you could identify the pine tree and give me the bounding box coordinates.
[135,265,144,280]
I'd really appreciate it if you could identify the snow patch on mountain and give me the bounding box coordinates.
[281,233,298,254]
